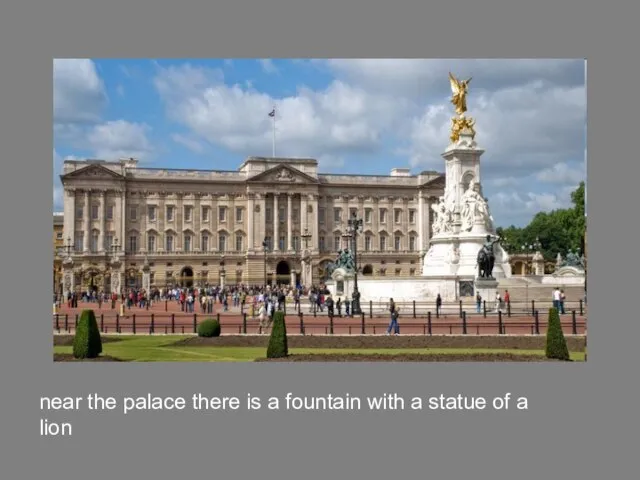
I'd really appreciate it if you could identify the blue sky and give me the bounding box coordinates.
[53,58,586,227]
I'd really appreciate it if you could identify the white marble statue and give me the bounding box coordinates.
[461,181,491,231]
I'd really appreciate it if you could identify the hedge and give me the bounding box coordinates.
[545,307,570,361]
[73,309,103,359]
[266,311,288,358]
[197,318,221,338]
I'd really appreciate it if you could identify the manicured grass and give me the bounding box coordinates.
[54,335,586,362]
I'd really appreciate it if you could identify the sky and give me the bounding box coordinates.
[53,58,586,227]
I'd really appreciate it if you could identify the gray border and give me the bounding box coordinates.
[1,1,638,479]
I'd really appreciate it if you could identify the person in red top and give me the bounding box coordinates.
[503,290,510,309]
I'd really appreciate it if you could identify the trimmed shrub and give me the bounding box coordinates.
[545,307,570,361]
[73,309,103,359]
[266,311,288,358]
[197,318,221,338]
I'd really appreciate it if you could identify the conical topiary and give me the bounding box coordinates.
[73,309,103,359]
[545,307,570,361]
[266,311,288,358]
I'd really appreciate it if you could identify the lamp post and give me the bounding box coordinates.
[262,238,268,287]
[301,226,312,288]
[345,211,364,315]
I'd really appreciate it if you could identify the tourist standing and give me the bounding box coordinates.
[476,292,482,313]
[552,288,561,311]
[436,294,442,316]
[386,305,400,336]
[560,289,566,314]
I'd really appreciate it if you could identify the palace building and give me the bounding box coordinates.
[58,156,446,292]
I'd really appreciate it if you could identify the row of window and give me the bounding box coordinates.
[75,204,419,226]
[73,232,418,253]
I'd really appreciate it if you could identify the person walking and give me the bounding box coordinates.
[552,287,561,311]
[386,305,400,336]
[476,292,482,314]
[436,294,442,317]
[560,289,566,314]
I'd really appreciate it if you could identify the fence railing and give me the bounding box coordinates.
[53,308,587,337]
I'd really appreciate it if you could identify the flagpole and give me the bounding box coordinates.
[272,105,276,158]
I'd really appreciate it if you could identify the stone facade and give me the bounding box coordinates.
[58,157,444,292]
[53,213,64,294]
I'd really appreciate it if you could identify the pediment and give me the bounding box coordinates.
[247,164,319,184]
[421,175,445,190]
[61,163,125,180]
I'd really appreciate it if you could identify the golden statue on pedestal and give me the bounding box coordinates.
[448,72,477,143]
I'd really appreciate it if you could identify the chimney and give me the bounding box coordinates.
[390,168,410,177]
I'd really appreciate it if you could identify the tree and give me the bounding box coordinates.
[266,311,288,358]
[545,308,570,361]
[497,182,586,260]
[73,309,103,359]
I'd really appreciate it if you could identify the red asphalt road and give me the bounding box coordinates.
[54,301,587,336]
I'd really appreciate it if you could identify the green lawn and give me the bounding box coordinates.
[54,335,585,362]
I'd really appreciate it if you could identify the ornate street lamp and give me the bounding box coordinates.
[345,211,364,315]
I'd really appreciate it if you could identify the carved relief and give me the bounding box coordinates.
[275,168,295,182]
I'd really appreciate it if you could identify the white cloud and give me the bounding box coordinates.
[54,59,107,123]
[536,161,585,184]
[117,84,125,97]
[154,65,411,159]
[85,120,153,160]
[171,133,207,154]
[259,59,279,74]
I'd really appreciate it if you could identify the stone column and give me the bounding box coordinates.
[99,190,106,252]
[176,194,183,251]
[258,193,266,247]
[287,193,293,251]
[63,188,75,244]
[83,190,90,252]
[301,194,308,236]
[121,189,127,254]
[158,193,165,252]
[194,194,201,251]
[310,194,319,252]
[418,191,424,252]
[247,193,255,251]
[273,194,279,251]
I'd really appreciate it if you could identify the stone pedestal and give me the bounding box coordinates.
[62,259,74,299]
[142,261,151,292]
[220,271,226,288]
[474,278,499,306]
[327,267,354,301]
[110,269,122,295]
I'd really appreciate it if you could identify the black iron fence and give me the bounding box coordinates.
[53,308,586,337]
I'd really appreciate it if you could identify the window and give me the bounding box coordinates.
[365,235,372,251]
[266,208,272,222]
[365,208,372,223]
[349,208,358,218]
[409,236,416,251]
[379,209,386,223]
[292,236,300,251]
[150,273,155,285]
[334,208,341,223]
[90,233,99,252]
[279,236,285,250]
[201,234,209,252]
[395,236,401,251]
[202,207,209,222]
[184,206,192,222]
[106,205,114,220]
[293,208,299,222]
[235,234,243,252]
[184,235,191,252]
[380,236,387,250]
[219,206,226,222]
[319,208,325,224]
[395,268,401,276]
[236,207,243,223]
[148,206,156,221]
[219,235,226,252]
[410,268,416,276]
[74,232,83,251]
[129,207,137,221]
[264,236,272,251]
[129,235,138,253]
[166,235,173,252]
[394,209,401,224]
[409,210,416,224]
[76,207,83,219]
[91,205,99,220]
[166,206,174,222]
[56,232,63,240]
[104,234,113,251]
[279,208,285,222]
[319,236,325,251]
[147,235,156,252]
[334,235,341,251]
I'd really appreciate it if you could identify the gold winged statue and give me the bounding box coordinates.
[449,72,472,116]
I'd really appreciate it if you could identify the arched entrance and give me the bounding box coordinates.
[362,264,373,276]
[180,266,194,288]
[275,261,290,285]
